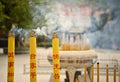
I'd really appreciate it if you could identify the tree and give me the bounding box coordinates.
[0,0,35,31]
[0,2,9,24]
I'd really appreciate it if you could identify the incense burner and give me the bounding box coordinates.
[47,50,97,82]
[47,50,97,69]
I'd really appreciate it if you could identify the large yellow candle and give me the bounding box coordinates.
[97,63,100,82]
[30,31,37,82]
[106,65,109,82]
[7,31,15,82]
[114,65,116,82]
[52,33,60,82]
[84,66,87,82]
[91,65,94,82]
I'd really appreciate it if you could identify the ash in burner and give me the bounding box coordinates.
[60,32,90,51]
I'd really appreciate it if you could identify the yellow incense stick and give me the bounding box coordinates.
[52,33,60,82]
[30,31,37,82]
[7,32,15,82]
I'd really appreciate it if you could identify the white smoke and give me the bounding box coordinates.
[31,0,120,33]
[31,0,120,50]
[32,0,92,34]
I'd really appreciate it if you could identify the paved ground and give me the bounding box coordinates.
[0,47,120,82]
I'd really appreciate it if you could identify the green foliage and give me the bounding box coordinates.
[0,0,34,30]
[33,0,49,4]
[37,35,52,47]
[37,41,52,47]
[0,2,9,23]
[9,0,32,28]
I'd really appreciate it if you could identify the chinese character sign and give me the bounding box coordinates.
[52,36,60,82]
